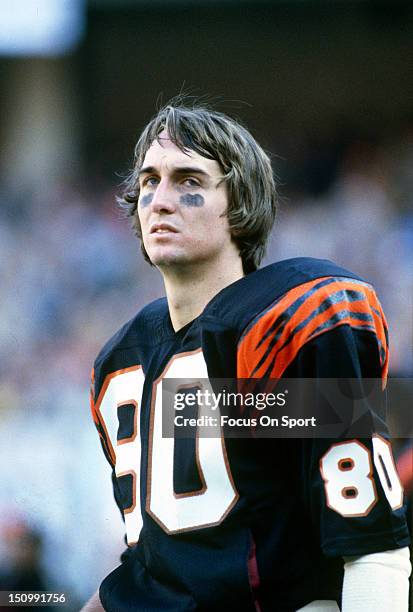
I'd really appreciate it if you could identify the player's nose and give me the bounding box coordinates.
[150,180,177,214]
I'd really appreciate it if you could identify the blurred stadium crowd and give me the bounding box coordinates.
[0,126,412,606]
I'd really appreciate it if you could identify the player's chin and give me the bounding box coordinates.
[148,247,189,268]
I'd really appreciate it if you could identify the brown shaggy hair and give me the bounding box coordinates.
[118,98,277,274]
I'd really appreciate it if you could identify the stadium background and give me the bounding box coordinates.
[0,0,411,608]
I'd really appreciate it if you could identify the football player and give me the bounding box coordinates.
[82,100,411,611]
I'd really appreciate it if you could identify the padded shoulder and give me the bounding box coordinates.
[203,257,363,333]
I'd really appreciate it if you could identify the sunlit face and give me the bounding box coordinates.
[137,132,236,272]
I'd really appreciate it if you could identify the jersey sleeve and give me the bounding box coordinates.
[236,276,410,558]
[291,327,409,557]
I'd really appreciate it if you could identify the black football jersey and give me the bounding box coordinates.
[90,257,410,612]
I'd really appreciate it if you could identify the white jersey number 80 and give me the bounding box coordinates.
[320,437,403,517]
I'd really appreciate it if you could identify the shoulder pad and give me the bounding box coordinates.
[203,257,363,333]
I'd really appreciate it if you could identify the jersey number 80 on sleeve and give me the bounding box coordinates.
[320,437,403,517]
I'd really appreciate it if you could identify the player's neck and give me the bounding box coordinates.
[161,255,244,332]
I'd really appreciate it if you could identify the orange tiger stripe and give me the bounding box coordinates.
[273,313,372,379]
[273,286,375,357]
[238,277,388,385]
[238,278,366,375]
[262,279,378,353]
[277,280,374,336]
[238,277,332,361]
[366,290,389,383]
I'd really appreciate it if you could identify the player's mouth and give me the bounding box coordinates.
[150,223,178,235]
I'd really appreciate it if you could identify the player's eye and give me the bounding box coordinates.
[142,176,159,187]
[182,178,200,188]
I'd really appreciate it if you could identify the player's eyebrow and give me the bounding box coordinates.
[138,165,210,178]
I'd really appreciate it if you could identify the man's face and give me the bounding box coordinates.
[137,133,235,271]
